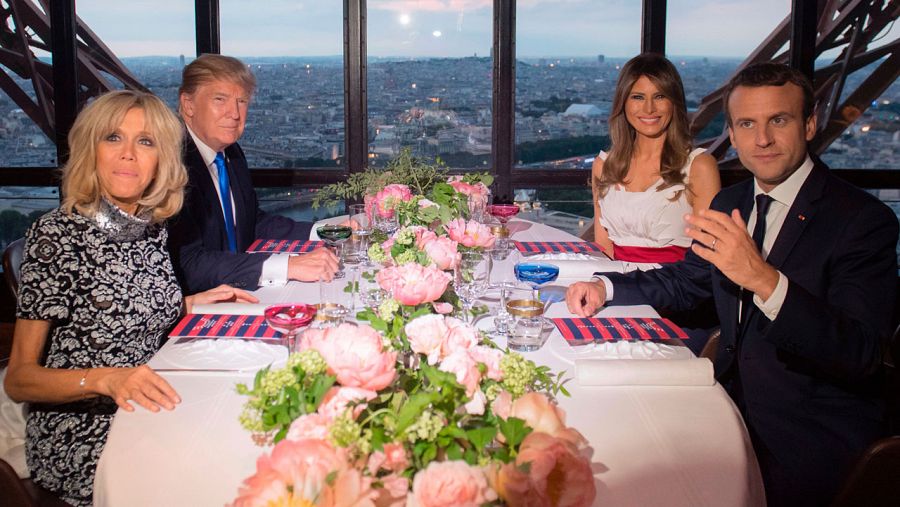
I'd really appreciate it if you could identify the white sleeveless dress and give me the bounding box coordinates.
[597,148,706,266]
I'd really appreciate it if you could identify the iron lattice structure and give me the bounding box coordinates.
[690,0,900,168]
[0,0,897,165]
[0,0,146,140]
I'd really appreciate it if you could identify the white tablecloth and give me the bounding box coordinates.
[94,219,765,507]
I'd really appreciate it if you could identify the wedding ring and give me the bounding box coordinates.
[711,238,718,251]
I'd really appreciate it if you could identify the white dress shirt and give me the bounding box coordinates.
[185,127,289,287]
[599,156,815,323]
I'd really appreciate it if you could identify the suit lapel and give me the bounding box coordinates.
[765,162,826,269]
[224,145,250,249]
[184,136,231,250]
[725,183,757,334]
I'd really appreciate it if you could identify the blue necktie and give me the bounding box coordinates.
[214,152,237,253]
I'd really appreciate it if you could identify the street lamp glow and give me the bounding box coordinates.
[399,14,411,25]
[432,30,442,38]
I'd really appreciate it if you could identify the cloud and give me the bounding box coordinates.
[370,0,492,13]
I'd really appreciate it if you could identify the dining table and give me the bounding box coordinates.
[93,218,766,507]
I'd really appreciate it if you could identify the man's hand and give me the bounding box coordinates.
[288,248,340,282]
[565,280,607,317]
[184,284,259,313]
[684,209,779,300]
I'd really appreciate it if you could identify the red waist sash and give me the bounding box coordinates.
[613,244,688,264]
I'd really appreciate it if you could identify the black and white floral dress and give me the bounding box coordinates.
[16,202,183,506]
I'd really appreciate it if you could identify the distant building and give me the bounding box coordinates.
[597,54,605,64]
[562,104,606,118]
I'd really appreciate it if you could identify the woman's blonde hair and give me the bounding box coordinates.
[61,90,187,222]
[595,53,693,198]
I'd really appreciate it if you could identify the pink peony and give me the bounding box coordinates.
[375,474,409,507]
[490,432,596,507]
[318,386,378,420]
[285,413,333,442]
[442,317,480,357]
[232,438,377,507]
[464,389,487,416]
[438,349,482,396]
[366,442,410,474]
[468,345,504,381]
[409,460,497,507]
[299,323,397,392]
[444,218,496,249]
[421,235,460,270]
[405,314,449,365]
[431,302,453,314]
[447,176,488,199]
[375,263,451,306]
[373,184,413,218]
[510,392,589,450]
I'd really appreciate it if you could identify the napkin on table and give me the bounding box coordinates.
[575,358,715,386]
[528,252,626,278]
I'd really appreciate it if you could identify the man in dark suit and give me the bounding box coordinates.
[566,63,898,506]
[168,54,338,293]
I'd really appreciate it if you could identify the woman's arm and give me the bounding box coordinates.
[4,319,180,413]
[686,152,722,214]
[591,157,615,257]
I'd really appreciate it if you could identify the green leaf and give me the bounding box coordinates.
[396,392,436,433]
[499,417,532,449]
[465,426,498,451]
[446,441,463,460]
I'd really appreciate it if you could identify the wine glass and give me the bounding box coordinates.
[487,246,520,337]
[454,251,492,323]
[468,190,492,223]
[317,224,353,279]
[264,304,316,351]
[514,262,559,303]
[487,204,520,226]
[348,204,371,263]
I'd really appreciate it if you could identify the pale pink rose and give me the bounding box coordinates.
[405,314,449,365]
[381,236,396,252]
[431,302,453,314]
[417,198,438,209]
[468,345,504,381]
[409,460,497,507]
[232,438,377,507]
[421,236,460,270]
[373,184,413,218]
[319,386,378,420]
[444,218,496,249]
[375,474,410,507]
[285,413,332,442]
[491,390,513,420]
[442,317,480,356]
[414,229,438,249]
[300,323,397,392]
[510,392,589,450]
[491,432,596,507]
[447,176,488,199]
[438,349,482,396]
[376,263,451,306]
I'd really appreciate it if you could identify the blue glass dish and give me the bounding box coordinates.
[514,262,559,292]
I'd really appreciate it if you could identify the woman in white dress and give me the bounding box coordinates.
[593,53,720,267]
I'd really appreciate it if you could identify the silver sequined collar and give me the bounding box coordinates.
[94,197,152,243]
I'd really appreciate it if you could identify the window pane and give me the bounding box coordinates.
[256,187,344,224]
[514,186,592,238]
[76,1,194,110]
[867,189,900,270]
[367,1,492,169]
[221,1,345,168]
[515,1,641,169]
[0,187,59,248]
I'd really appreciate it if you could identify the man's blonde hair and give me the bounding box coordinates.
[178,54,256,111]
[61,90,187,222]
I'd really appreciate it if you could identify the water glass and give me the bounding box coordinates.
[506,299,548,352]
[468,189,492,223]
[358,266,386,311]
[315,275,352,328]
[348,204,371,262]
[454,251,491,323]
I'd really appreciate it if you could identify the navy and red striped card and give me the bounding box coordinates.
[169,314,280,339]
[552,317,688,345]
[515,241,606,255]
[246,239,324,254]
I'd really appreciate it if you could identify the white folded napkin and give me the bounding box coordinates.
[149,339,287,371]
[190,303,268,315]
[528,253,626,278]
[575,358,715,386]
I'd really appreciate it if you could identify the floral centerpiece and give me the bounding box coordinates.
[232,150,596,506]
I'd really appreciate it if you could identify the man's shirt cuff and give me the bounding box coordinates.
[259,254,290,287]
[592,275,614,301]
[753,271,787,321]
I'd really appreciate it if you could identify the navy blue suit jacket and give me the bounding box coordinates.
[168,137,312,293]
[604,160,898,506]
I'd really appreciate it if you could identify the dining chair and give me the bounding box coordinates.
[2,238,25,297]
[0,457,34,507]
[831,436,900,507]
